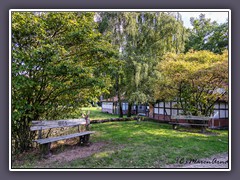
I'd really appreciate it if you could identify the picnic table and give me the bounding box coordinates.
[169,115,211,133]
[136,113,146,122]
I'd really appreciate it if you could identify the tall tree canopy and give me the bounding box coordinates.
[97,12,130,117]
[12,12,117,152]
[123,12,187,109]
[97,12,188,116]
[185,13,228,54]
[154,50,228,116]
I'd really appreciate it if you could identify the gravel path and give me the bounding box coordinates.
[164,152,229,169]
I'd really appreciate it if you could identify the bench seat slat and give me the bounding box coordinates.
[171,115,211,121]
[30,123,86,131]
[30,119,87,131]
[33,131,95,144]
[169,122,208,126]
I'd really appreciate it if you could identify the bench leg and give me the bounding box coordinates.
[172,124,178,130]
[40,143,52,158]
[201,127,206,133]
[79,135,91,146]
[85,134,90,145]
[79,136,84,146]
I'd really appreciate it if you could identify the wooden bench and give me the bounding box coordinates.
[30,116,95,158]
[170,115,211,133]
[136,113,146,122]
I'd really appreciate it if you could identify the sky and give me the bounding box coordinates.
[179,11,229,29]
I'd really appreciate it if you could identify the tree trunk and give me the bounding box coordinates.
[119,100,123,117]
[12,116,36,154]
[116,73,123,118]
[135,104,138,115]
[148,103,154,118]
[117,87,123,117]
[127,102,132,117]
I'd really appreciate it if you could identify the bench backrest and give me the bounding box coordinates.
[30,118,88,131]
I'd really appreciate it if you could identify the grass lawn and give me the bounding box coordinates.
[81,107,131,120]
[13,121,228,169]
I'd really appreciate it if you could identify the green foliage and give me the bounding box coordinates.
[97,12,129,117]
[185,13,228,54]
[97,12,188,115]
[154,50,228,116]
[11,12,117,153]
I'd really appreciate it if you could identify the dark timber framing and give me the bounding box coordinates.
[151,100,228,128]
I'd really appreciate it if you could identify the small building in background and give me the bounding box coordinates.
[101,96,148,115]
[101,96,229,129]
[149,100,228,129]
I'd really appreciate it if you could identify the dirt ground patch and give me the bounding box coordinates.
[34,141,108,168]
